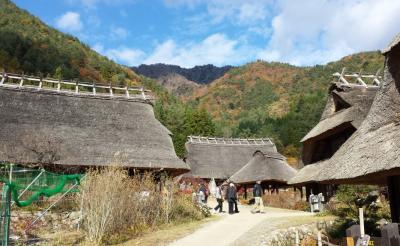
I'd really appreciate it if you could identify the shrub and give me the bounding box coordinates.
[78,166,205,243]
[262,189,307,210]
[327,185,391,238]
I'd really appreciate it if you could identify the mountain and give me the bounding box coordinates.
[188,51,384,163]
[0,0,139,86]
[156,73,200,97]
[132,63,233,84]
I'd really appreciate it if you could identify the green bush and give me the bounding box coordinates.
[327,185,391,238]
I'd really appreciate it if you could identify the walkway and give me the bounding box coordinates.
[169,203,312,246]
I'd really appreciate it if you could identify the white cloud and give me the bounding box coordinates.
[144,33,253,67]
[55,12,83,32]
[92,43,105,54]
[93,33,253,67]
[111,27,129,40]
[67,0,136,8]
[165,0,272,25]
[105,47,145,66]
[258,0,400,65]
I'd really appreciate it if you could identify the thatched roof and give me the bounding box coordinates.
[288,159,329,185]
[302,83,377,143]
[184,136,276,179]
[316,34,400,184]
[229,151,297,185]
[0,85,188,174]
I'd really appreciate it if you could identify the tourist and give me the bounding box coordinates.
[252,180,265,214]
[214,182,224,213]
[199,183,207,204]
[233,183,239,213]
[226,182,238,214]
[179,181,186,191]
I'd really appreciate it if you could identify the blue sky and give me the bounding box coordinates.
[13,0,400,68]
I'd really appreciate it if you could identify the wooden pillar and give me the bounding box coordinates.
[387,176,400,223]
[244,185,248,199]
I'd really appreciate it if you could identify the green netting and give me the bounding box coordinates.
[0,163,82,207]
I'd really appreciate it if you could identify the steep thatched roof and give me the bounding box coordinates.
[0,85,188,174]
[288,159,329,185]
[184,136,276,179]
[229,151,297,185]
[302,84,377,143]
[316,35,400,184]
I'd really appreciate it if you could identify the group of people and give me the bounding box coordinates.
[191,180,265,215]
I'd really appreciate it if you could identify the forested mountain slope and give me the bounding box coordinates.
[0,0,139,86]
[188,52,384,162]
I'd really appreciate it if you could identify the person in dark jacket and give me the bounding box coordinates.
[199,183,207,204]
[251,180,265,213]
[226,182,239,214]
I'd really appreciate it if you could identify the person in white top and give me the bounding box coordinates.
[214,183,224,213]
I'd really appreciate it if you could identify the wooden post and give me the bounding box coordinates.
[317,231,322,246]
[93,82,96,95]
[38,76,43,90]
[141,87,146,99]
[109,84,113,96]
[75,80,79,93]
[387,176,400,223]
[57,79,61,91]
[0,71,5,85]
[19,74,24,87]
[359,208,365,238]
[125,86,129,97]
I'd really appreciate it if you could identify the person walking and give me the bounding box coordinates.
[233,183,239,213]
[252,180,265,213]
[214,183,224,213]
[226,182,238,214]
[199,183,207,204]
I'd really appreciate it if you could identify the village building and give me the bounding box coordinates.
[313,34,400,222]
[229,150,297,195]
[289,73,379,197]
[184,136,276,180]
[0,73,188,176]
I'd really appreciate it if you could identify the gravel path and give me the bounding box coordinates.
[168,203,313,246]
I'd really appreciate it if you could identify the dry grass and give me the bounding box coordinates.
[118,216,220,246]
[78,166,205,244]
[263,189,309,211]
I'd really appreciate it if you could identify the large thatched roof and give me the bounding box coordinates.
[184,136,276,179]
[302,83,377,143]
[291,76,378,185]
[229,151,297,185]
[288,159,329,185]
[315,35,400,184]
[0,85,188,174]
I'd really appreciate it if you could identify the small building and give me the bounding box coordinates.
[314,34,400,222]
[0,73,189,176]
[184,136,276,180]
[229,150,297,189]
[289,76,378,197]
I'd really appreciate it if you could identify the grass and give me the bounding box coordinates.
[117,216,221,246]
[32,215,220,246]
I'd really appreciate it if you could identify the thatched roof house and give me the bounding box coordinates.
[289,82,378,186]
[312,34,400,222]
[0,74,188,175]
[229,150,297,185]
[288,159,328,186]
[184,136,276,179]
[301,83,377,165]
[317,34,400,184]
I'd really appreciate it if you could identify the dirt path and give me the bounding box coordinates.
[168,204,313,246]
